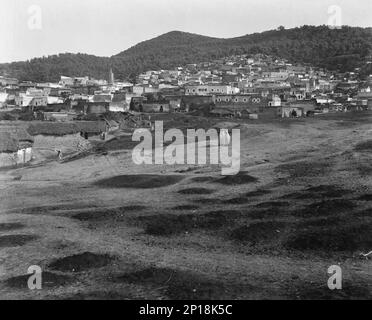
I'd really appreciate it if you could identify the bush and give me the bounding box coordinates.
[0,112,16,121]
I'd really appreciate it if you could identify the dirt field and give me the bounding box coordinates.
[0,111,371,300]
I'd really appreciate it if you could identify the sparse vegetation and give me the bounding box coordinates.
[96,175,184,189]
[178,188,215,195]
[355,140,372,152]
[285,222,372,252]
[214,171,258,185]
[114,267,245,299]
[48,252,116,272]
[230,221,286,244]
[0,235,38,248]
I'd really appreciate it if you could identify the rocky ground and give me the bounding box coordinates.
[0,111,371,300]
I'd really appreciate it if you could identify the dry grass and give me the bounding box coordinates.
[229,221,287,244]
[48,252,117,272]
[72,206,147,222]
[276,161,331,179]
[293,199,357,217]
[213,171,258,185]
[354,140,372,152]
[95,175,184,189]
[178,188,215,195]
[114,267,247,300]
[0,223,25,232]
[0,235,38,248]
[4,272,73,289]
[285,221,372,252]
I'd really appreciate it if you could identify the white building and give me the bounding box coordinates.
[185,84,234,96]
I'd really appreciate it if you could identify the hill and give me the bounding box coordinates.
[1,26,371,82]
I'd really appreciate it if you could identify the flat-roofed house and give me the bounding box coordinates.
[214,94,268,113]
[0,93,8,109]
[184,84,233,96]
[110,93,129,112]
[0,128,34,167]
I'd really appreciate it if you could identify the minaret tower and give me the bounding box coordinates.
[109,68,114,85]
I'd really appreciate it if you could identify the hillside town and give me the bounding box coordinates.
[1,54,372,117]
[0,54,371,168]
[1,0,372,302]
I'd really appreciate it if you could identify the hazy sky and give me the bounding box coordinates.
[0,0,371,63]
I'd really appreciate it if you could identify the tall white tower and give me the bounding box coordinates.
[109,68,114,85]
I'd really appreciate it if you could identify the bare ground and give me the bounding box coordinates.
[0,111,371,300]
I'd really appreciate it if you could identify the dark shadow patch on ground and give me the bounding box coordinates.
[282,185,352,200]
[48,252,116,272]
[255,201,290,209]
[9,204,98,215]
[138,210,240,236]
[0,223,25,232]
[172,205,199,211]
[0,235,38,248]
[219,189,272,205]
[113,267,248,300]
[356,163,372,176]
[204,210,243,221]
[281,192,318,200]
[4,272,73,289]
[190,176,216,183]
[175,167,200,174]
[305,185,352,198]
[357,194,372,201]
[285,222,372,252]
[72,206,147,222]
[245,189,272,197]
[213,171,258,185]
[275,161,331,179]
[293,199,357,217]
[178,188,215,195]
[95,175,184,189]
[248,208,289,219]
[229,221,286,244]
[139,214,194,236]
[354,140,372,152]
[353,208,372,217]
[221,197,251,205]
[193,198,222,205]
[297,217,345,228]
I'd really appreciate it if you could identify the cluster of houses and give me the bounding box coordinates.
[0,121,110,168]
[0,54,371,123]
[129,54,372,118]
[0,127,34,167]
[0,54,371,168]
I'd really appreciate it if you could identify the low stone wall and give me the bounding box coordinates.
[33,133,91,154]
[0,147,33,168]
